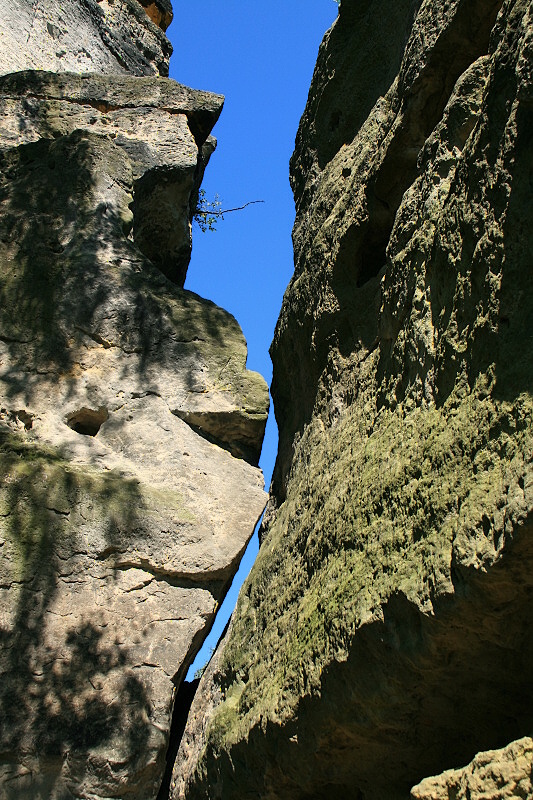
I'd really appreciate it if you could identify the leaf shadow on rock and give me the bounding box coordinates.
[0,129,229,408]
[0,427,155,798]
[0,126,236,797]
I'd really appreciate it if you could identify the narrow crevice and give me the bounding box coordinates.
[0,333,35,344]
[156,678,200,800]
[75,326,116,349]
[154,563,245,799]
[110,561,227,593]
[46,506,70,517]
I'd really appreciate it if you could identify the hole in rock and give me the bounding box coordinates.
[11,409,33,430]
[66,407,109,437]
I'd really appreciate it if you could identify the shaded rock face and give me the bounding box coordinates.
[174,1,533,799]
[0,70,223,288]
[0,3,269,800]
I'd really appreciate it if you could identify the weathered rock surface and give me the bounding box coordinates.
[0,120,268,799]
[411,736,533,799]
[0,69,224,287]
[0,2,269,799]
[0,0,173,77]
[174,1,533,798]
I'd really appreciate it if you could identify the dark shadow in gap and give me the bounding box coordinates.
[156,678,200,800]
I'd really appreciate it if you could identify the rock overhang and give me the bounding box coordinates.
[0,69,225,289]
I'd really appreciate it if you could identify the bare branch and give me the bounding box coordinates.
[193,191,264,232]
[208,200,265,217]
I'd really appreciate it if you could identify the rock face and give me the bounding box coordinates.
[0,0,172,77]
[0,70,223,287]
[411,737,533,799]
[174,1,533,799]
[0,3,269,800]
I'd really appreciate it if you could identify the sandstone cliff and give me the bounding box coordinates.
[0,2,269,799]
[173,1,533,798]
[411,736,533,799]
[0,0,173,77]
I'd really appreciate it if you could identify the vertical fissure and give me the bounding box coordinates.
[156,678,200,800]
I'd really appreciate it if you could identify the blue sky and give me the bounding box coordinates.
[166,1,338,678]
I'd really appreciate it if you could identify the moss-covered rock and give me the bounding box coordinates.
[174,2,533,798]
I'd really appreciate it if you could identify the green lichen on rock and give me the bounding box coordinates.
[188,386,532,782]
[174,1,533,798]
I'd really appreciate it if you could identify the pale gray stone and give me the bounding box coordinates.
[0,123,268,799]
[0,0,172,77]
[0,2,268,797]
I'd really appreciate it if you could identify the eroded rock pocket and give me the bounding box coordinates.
[66,407,109,436]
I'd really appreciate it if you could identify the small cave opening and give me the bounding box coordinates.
[66,407,109,437]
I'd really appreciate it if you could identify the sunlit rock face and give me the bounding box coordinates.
[0,2,269,799]
[411,737,533,800]
[0,69,224,288]
[0,0,173,76]
[173,2,533,799]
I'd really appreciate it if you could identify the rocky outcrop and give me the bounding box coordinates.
[0,2,269,799]
[174,1,533,799]
[411,737,533,799]
[0,70,223,287]
[0,0,172,77]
